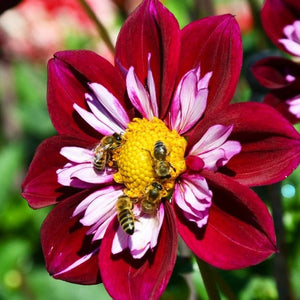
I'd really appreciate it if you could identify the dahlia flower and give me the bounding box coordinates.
[22,0,300,299]
[252,0,300,123]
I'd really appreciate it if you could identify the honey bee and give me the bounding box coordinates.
[116,194,135,235]
[93,133,122,171]
[141,182,164,215]
[152,141,175,180]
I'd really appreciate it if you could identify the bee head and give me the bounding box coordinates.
[152,182,163,190]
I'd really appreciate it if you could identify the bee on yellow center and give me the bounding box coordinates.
[113,117,187,198]
[94,117,187,234]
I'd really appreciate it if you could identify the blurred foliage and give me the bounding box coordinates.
[1,0,300,299]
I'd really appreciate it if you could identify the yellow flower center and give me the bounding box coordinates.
[113,117,187,198]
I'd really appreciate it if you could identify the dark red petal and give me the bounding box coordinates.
[99,202,178,300]
[221,102,300,186]
[41,190,101,284]
[252,57,300,89]
[251,56,300,124]
[21,135,94,208]
[54,51,127,106]
[187,102,300,186]
[115,0,180,118]
[176,171,277,270]
[179,14,242,114]
[284,0,300,11]
[264,92,300,124]
[261,0,300,54]
[185,155,204,171]
[48,50,127,138]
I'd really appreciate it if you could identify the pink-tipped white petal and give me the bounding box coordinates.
[74,102,122,136]
[279,39,300,56]
[147,53,158,117]
[126,67,155,119]
[279,21,300,57]
[85,95,125,134]
[169,66,211,134]
[191,124,233,153]
[111,205,164,259]
[70,165,115,184]
[286,74,296,83]
[90,214,116,241]
[189,124,241,171]
[57,162,114,188]
[284,21,300,41]
[130,205,164,258]
[73,190,106,217]
[79,188,122,226]
[73,186,122,241]
[287,95,300,118]
[88,82,130,128]
[197,71,213,90]
[57,163,95,188]
[60,146,93,163]
[174,173,212,228]
[198,140,242,170]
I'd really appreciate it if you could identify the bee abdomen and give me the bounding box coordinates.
[118,210,135,235]
[154,140,167,160]
[93,160,106,171]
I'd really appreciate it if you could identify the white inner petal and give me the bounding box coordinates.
[279,21,300,57]
[169,65,211,134]
[174,173,212,228]
[111,205,164,259]
[189,124,241,171]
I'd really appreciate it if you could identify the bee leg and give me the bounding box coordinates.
[170,163,176,172]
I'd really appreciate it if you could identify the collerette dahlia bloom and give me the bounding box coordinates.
[22,0,300,299]
[252,0,300,123]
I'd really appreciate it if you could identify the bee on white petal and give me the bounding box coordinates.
[93,133,122,171]
[116,194,135,235]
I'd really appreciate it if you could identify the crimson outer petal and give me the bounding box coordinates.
[41,190,101,284]
[179,14,242,115]
[252,57,300,124]
[21,135,92,209]
[115,0,180,119]
[99,202,177,300]
[47,50,128,140]
[176,171,277,270]
[198,102,300,186]
[264,92,300,124]
[252,57,300,89]
[261,0,300,54]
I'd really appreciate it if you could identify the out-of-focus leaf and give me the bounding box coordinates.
[0,142,23,210]
[13,61,55,138]
[27,269,111,300]
[291,245,300,299]
[174,256,194,274]
[0,239,31,277]
[164,0,191,27]
[240,277,277,300]
[161,273,190,300]
[191,259,209,300]
[63,31,97,50]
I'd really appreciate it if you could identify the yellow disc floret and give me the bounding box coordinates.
[113,117,187,198]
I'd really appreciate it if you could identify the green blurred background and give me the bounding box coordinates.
[0,0,299,299]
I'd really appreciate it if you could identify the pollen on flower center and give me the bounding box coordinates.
[113,117,187,198]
